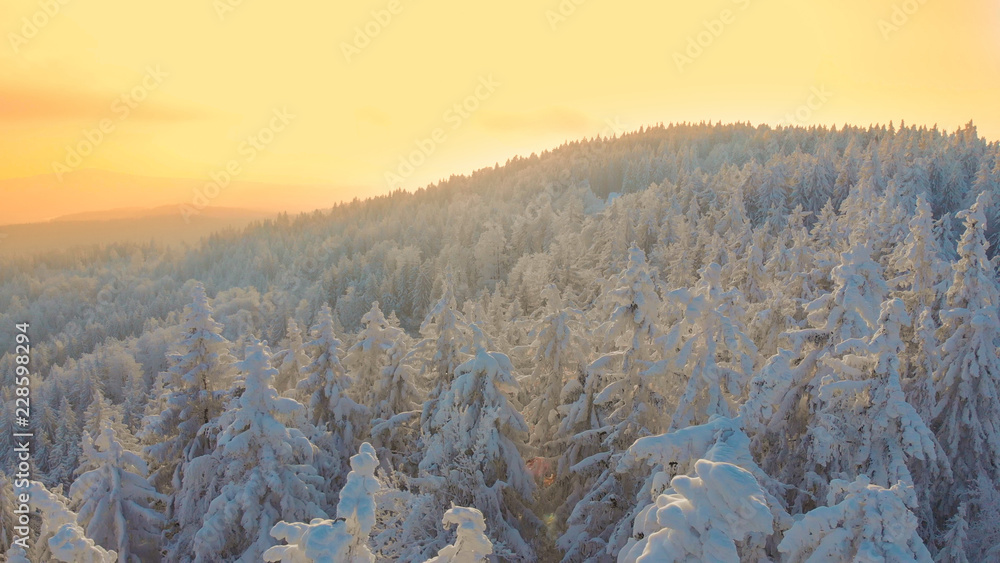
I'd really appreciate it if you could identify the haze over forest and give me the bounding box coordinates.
[4,122,1000,561]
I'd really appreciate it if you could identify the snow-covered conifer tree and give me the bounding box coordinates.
[730,228,770,303]
[664,263,758,431]
[424,507,494,563]
[273,317,308,394]
[264,442,381,563]
[793,241,888,351]
[190,340,327,562]
[905,307,941,423]
[767,205,821,303]
[762,240,892,506]
[965,474,1000,561]
[82,388,111,438]
[364,310,420,473]
[345,301,409,416]
[0,472,17,558]
[416,327,537,561]
[297,304,370,493]
[0,393,15,476]
[935,502,970,563]
[545,354,614,551]
[887,195,949,312]
[417,274,473,437]
[26,481,117,563]
[419,273,471,383]
[806,298,946,520]
[69,423,166,561]
[141,281,236,488]
[47,396,81,488]
[523,284,589,454]
[618,459,773,563]
[933,193,1000,494]
[777,476,932,562]
[616,417,788,563]
[559,245,669,561]
[82,389,139,457]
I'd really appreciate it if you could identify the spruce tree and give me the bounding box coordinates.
[191,340,327,562]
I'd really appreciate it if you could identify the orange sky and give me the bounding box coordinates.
[2,0,999,222]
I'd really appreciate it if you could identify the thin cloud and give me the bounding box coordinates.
[0,83,206,122]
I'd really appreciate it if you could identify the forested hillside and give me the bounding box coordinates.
[3,121,1000,562]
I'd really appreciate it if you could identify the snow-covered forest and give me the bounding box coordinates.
[3,121,1000,561]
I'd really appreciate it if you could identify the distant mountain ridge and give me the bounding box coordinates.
[49,205,270,223]
[0,208,277,256]
[0,168,351,226]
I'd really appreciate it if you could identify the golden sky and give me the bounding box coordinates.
[2,0,999,220]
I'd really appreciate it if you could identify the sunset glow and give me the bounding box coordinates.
[2,0,999,223]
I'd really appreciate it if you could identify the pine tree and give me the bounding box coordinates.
[417,274,472,436]
[121,367,149,431]
[905,307,941,424]
[618,459,773,563]
[807,299,946,513]
[762,240,891,507]
[887,196,949,312]
[264,443,382,563]
[665,263,758,431]
[796,240,888,349]
[69,423,166,562]
[933,193,1000,495]
[296,304,369,495]
[47,397,81,488]
[523,284,589,456]
[362,307,420,473]
[966,474,1000,561]
[82,388,139,456]
[777,476,933,562]
[935,502,970,563]
[273,318,308,394]
[730,228,770,303]
[595,244,667,443]
[416,327,537,561]
[345,301,407,416]
[141,282,236,489]
[189,340,327,562]
[560,245,668,561]
[617,418,788,563]
[548,354,614,550]
[26,481,117,563]
[370,322,419,422]
[332,442,382,561]
[0,391,15,476]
